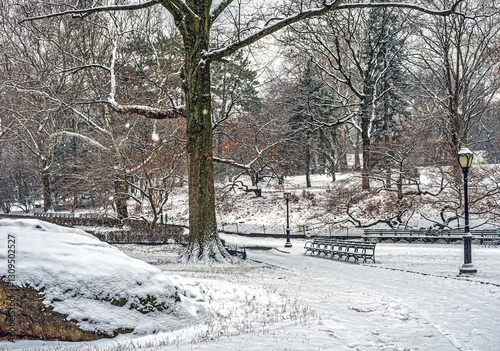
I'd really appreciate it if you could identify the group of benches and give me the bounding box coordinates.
[304,227,500,263]
[304,239,376,263]
[362,228,499,246]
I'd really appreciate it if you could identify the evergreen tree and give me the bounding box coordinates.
[358,5,411,188]
[286,60,338,186]
[364,6,410,142]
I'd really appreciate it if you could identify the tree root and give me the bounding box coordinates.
[178,239,236,263]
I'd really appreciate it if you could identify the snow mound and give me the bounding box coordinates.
[0,218,212,335]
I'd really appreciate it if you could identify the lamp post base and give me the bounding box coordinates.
[285,227,292,248]
[459,263,477,274]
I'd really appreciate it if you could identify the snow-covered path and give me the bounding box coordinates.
[144,240,500,351]
[244,246,500,350]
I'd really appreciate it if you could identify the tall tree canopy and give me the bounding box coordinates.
[20,0,465,262]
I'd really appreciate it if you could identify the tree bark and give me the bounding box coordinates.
[41,172,51,212]
[360,83,373,190]
[114,172,128,220]
[386,167,392,188]
[338,125,348,172]
[177,22,231,262]
[354,131,361,170]
[397,162,403,200]
[361,114,371,190]
[305,147,312,188]
[361,136,371,189]
[40,160,51,212]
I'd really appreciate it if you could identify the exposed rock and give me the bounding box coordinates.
[0,279,112,341]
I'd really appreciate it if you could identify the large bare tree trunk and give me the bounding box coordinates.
[361,116,371,190]
[361,137,371,190]
[178,25,231,262]
[338,125,349,172]
[354,131,361,170]
[360,83,373,190]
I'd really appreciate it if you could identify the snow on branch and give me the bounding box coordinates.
[336,1,465,15]
[213,139,283,171]
[106,37,185,120]
[212,157,252,170]
[206,0,465,62]
[20,1,161,22]
[51,131,110,151]
[108,101,185,120]
[20,0,199,25]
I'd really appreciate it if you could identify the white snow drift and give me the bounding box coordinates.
[0,219,211,335]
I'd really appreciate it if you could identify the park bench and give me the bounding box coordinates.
[304,238,376,263]
[480,230,500,247]
[363,228,465,243]
[362,228,500,245]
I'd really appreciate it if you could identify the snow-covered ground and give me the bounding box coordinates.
[164,171,500,234]
[166,174,347,227]
[0,219,211,336]
[2,222,500,351]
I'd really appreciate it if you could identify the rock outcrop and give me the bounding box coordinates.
[0,279,110,341]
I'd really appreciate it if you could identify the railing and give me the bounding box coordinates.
[168,219,359,238]
[33,212,109,219]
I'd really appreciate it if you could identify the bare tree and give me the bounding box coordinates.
[283,5,412,189]
[21,0,464,261]
[123,120,186,231]
[410,0,500,160]
[0,142,41,213]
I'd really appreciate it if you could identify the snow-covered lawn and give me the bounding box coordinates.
[2,223,500,351]
[164,171,500,234]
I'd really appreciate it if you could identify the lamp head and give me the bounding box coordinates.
[284,192,291,199]
[457,147,473,170]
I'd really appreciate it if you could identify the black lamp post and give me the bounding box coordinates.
[457,147,477,274]
[284,192,292,248]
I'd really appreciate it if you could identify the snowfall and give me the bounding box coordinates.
[1,217,500,351]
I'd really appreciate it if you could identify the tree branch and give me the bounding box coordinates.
[20,1,162,23]
[210,0,235,26]
[108,101,185,119]
[51,131,110,151]
[161,0,199,21]
[213,157,251,170]
[207,0,343,61]
[206,0,464,61]
[336,1,464,15]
